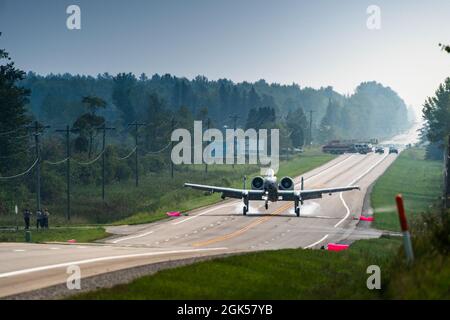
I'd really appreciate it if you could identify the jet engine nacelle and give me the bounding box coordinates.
[279,177,294,190]
[251,176,264,190]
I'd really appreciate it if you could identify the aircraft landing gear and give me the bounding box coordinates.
[295,197,300,217]
[243,196,249,216]
[265,201,269,210]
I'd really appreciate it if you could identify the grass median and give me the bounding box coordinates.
[0,227,108,243]
[371,148,442,231]
[73,237,401,300]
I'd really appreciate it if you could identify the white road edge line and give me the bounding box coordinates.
[112,230,154,244]
[304,234,329,249]
[334,153,390,228]
[0,247,228,279]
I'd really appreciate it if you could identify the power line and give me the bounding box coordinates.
[117,146,137,160]
[0,158,38,180]
[74,149,105,165]
[43,157,69,165]
[142,142,172,155]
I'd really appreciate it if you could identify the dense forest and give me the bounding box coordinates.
[21,72,411,146]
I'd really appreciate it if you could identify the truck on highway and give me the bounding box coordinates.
[322,139,376,154]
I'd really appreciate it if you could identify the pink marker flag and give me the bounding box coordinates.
[166,211,181,217]
[327,243,350,251]
[67,239,77,243]
[360,216,374,222]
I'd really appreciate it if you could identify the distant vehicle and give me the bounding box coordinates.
[184,169,359,217]
[322,140,352,154]
[389,147,399,154]
[293,147,304,153]
[375,147,384,154]
[353,143,373,154]
[322,140,374,154]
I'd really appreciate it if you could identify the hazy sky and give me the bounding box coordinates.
[1,0,450,115]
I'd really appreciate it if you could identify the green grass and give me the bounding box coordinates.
[0,227,108,243]
[73,237,401,300]
[385,252,450,299]
[371,148,443,231]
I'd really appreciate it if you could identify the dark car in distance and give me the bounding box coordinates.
[389,146,399,154]
[375,147,384,154]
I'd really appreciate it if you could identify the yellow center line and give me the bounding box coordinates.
[192,202,293,247]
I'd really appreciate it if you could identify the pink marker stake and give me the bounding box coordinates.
[395,194,414,264]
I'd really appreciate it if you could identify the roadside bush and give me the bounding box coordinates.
[41,169,65,202]
[115,163,132,182]
[411,211,450,256]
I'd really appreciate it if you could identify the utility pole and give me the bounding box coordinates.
[205,118,210,174]
[98,123,115,201]
[308,110,315,147]
[229,115,239,168]
[55,125,79,221]
[128,121,146,187]
[171,117,175,179]
[28,121,50,214]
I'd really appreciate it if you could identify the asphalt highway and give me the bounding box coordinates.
[0,125,420,298]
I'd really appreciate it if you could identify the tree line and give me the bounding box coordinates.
[421,44,450,159]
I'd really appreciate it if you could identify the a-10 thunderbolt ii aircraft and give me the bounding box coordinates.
[184,169,360,217]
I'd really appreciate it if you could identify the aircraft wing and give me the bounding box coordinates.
[278,186,360,201]
[184,183,265,200]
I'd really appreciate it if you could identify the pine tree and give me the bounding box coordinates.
[0,34,32,174]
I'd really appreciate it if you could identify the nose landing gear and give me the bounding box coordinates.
[295,197,301,217]
[243,195,249,216]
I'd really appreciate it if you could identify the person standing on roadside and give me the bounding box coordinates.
[23,208,31,230]
[36,209,43,230]
[43,208,50,229]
